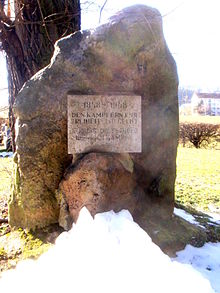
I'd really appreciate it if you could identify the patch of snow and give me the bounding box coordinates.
[0,208,216,293]
[174,207,200,225]
[174,207,220,227]
[207,222,220,227]
[207,212,220,225]
[0,152,13,158]
[175,243,220,293]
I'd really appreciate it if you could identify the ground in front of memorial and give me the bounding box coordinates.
[0,144,220,271]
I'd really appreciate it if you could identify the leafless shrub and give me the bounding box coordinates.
[179,123,220,148]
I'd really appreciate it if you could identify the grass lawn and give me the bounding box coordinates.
[0,147,219,215]
[1,147,220,215]
[175,146,220,213]
[0,157,13,215]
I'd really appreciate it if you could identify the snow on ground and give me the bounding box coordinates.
[0,152,13,158]
[206,208,220,225]
[173,207,220,292]
[0,208,219,293]
[175,243,220,293]
[174,207,200,225]
[174,207,220,227]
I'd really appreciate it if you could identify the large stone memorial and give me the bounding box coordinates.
[9,5,179,235]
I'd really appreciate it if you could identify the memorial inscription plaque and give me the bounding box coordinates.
[68,95,142,153]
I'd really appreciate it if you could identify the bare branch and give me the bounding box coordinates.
[81,1,97,12]
[0,11,80,28]
[179,122,220,148]
[36,0,52,43]
[0,0,12,26]
[162,2,184,18]
[99,0,108,24]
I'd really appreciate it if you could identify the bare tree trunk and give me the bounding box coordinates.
[0,0,81,151]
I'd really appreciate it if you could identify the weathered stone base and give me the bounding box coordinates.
[57,152,175,231]
[57,153,140,228]
[134,203,207,256]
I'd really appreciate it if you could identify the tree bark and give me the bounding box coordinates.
[0,0,81,151]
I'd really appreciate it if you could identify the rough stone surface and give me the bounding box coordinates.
[10,5,178,229]
[58,153,140,228]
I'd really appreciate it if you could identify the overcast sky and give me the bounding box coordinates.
[1,0,220,106]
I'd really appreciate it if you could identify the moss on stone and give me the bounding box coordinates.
[20,230,52,259]
[0,226,58,272]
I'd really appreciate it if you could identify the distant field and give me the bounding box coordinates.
[175,146,220,213]
[179,115,220,125]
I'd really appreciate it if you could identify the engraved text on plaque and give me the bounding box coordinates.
[68,95,141,153]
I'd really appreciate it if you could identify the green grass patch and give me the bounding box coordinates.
[175,146,220,212]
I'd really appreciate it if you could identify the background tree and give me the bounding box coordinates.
[179,122,220,148]
[178,87,194,106]
[0,0,81,150]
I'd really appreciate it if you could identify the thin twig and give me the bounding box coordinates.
[0,2,12,26]
[162,2,184,18]
[36,0,52,44]
[0,12,80,27]
[99,0,108,24]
